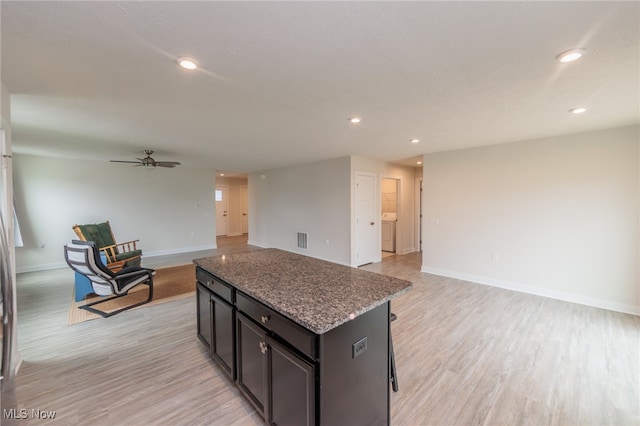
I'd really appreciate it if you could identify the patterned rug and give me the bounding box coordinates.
[68,264,196,324]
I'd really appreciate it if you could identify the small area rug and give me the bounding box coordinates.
[68,264,196,325]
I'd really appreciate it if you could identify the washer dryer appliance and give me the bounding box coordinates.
[381,212,397,252]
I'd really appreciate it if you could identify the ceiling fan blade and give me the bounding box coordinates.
[110,160,142,164]
[156,161,181,167]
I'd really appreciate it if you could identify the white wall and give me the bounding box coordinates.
[14,154,217,272]
[350,156,417,266]
[381,178,397,213]
[422,125,640,315]
[248,156,351,265]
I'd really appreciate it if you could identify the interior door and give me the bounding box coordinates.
[355,172,378,266]
[215,185,228,237]
[241,185,248,234]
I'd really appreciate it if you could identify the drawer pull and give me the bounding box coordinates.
[261,315,270,324]
[259,341,267,354]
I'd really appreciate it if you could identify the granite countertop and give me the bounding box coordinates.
[194,248,412,334]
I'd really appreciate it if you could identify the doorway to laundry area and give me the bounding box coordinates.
[381,177,399,257]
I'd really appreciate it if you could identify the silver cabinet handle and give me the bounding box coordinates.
[261,315,270,324]
[259,341,267,354]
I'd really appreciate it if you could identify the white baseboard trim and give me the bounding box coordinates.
[247,240,267,248]
[17,261,67,273]
[145,244,217,258]
[421,266,640,316]
[17,245,219,274]
[399,247,415,256]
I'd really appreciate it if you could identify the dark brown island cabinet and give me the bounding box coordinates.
[194,249,412,426]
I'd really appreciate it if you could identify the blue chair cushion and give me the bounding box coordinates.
[74,252,107,302]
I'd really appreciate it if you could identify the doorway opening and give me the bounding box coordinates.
[381,178,399,258]
[215,185,229,237]
[215,175,249,247]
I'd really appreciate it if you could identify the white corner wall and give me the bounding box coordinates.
[14,154,217,272]
[422,125,640,315]
[248,156,351,265]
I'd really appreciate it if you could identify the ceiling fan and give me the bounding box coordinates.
[110,150,181,168]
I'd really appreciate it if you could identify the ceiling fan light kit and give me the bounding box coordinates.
[110,150,181,168]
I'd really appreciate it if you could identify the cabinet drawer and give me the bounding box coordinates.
[236,292,316,360]
[196,267,233,303]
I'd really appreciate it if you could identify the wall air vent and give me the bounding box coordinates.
[297,232,308,250]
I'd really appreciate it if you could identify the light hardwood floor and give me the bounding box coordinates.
[2,239,639,425]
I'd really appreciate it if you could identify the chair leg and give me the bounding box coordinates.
[79,279,153,318]
[390,330,398,392]
[390,312,399,392]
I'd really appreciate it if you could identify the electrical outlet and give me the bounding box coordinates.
[352,336,368,359]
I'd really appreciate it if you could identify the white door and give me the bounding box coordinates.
[355,172,378,266]
[215,185,228,236]
[241,186,248,234]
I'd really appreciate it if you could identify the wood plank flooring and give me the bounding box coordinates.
[2,240,638,425]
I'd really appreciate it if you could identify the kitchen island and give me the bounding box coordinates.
[194,248,412,426]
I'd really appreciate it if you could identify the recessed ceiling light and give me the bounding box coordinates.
[410,139,420,144]
[557,49,585,63]
[417,161,422,165]
[349,117,361,124]
[570,107,587,114]
[177,57,198,70]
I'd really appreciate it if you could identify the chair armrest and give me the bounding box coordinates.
[98,245,118,262]
[115,267,155,280]
[116,240,139,253]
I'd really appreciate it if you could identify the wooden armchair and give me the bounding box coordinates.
[72,221,142,272]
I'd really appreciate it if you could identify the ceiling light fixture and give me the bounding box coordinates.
[569,107,587,114]
[557,49,585,63]
[410,139,420,144]
[177,57,198,70]
[417,161,422,165]
[349,117,361,124]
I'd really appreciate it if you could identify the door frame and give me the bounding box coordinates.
[381,176,401,254]
[215,185,229,237]
[415,177,423,252]
[354,171,380,266]
[241,185,248,235]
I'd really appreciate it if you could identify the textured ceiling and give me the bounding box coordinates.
[1,1,638,173]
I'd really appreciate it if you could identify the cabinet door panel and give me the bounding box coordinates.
[236,312,267,415]
[196,284,212,350]
[212,293,235,379]
[268,336,315,426]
